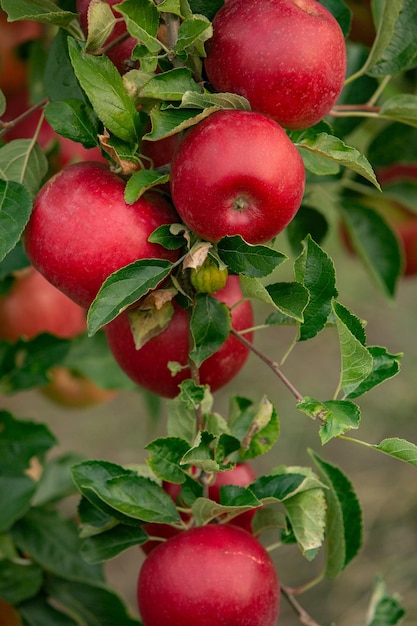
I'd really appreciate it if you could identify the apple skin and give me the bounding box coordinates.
[77,0,138,74]
[23,161,180,308]
[3,91,107,169]
[141,462,258,554]
[170,109,305,244]
[0,267,87,342]
[0,10,42,96]
[137,524,280,626]
[105,275,254,398]
[204,0,347,130]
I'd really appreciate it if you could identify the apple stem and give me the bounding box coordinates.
[0,97,49,138]
[281,585,324,626]
[230,329,304,402]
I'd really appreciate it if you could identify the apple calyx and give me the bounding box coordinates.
[233,196,251,212]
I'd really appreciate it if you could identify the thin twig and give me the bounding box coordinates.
[281,585,324,626]
[0,97,49,138]
[230,329,304,402]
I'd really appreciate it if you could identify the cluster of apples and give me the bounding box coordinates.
[13,0,349,624]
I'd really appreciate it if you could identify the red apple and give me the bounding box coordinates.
[137,524,280,626]
[105,275,254,398]
[204,0,347,130]
[0,267,87,341]
[170,109,305,244]
[2,91,106,169]
[23,161,180,308]
[77,0,138,74]
[0,10,42,96]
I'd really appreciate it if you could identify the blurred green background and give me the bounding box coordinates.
[3,230,417,626]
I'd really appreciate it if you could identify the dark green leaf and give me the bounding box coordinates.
[45,30,88,103]
[68,38,143,143]
[0,411,56,476]
[265,282,309,323]
[365,577,406,626]
[0,559,42,604]
[380,94,417,128]
[139,67,201,101]
[189,293,230,367]
[346,346,402,399]
[12,508,103,583]
[124,169,170,202]
[44,99,100,147]
[310,450,363,578]
[19,595,78,626]
[80,524,148,564]
[0,241,30,281]
[340,199,402,297]
[32,452,85,507]
[286,205,329,256]
[166,379,208,444]
[217,236,286,278]
[0,475,36,532]
[148,224,187,250]
[146,437,191,483]
[294,236,338,340]
[188,0,223,21]
[87,258,175,335]
[46,576,142,626]
[116,0,160,55]
[180,431,218,472]
[367,122,417,167]
[0,180,32,262]
[1,0,77,25]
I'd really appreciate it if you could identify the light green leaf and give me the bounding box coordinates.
[139,67,201,101]
[174,15,212,55]
[346,346,402,399]
[296,132,380,189]
[124,169,169,202]
[373,438,417,468]
[1,0,77,25]
[180,90,251,111]
[297,397,361,444]
[87,258,174,335]
[189,293,231,367]
[380,94,417,128]
[309,450,363,578]
[0,180,32,262]
[84,0,116,53]
[0,140,48,197]
[116,0,161,55]
[365,577,406,626]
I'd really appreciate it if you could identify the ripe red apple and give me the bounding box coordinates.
[137,524,280,626]
[77,0,138,73]
[0,10,42,96]
[23,161,179,308]
[0,267,87,341]
[105,275,254,398]
[141,462,258,554]
[3,91,106,169]
[204,0,347,130]
[170,110,305,244]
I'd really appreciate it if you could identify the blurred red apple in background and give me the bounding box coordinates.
[0,10,41,96]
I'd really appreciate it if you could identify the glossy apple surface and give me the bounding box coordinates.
[204,0,346,130]
[105,275,254,398]
[24,161,179,308]
[170,110,305,244]
[0,267,87,341]
[0,10,42,96]
[137,524,280,626]
[77,0,138,73]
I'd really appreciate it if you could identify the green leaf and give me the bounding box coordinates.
[174,15,212,55]
[296,132,380,189]
[11,508,103,583]
[139,67,201,101]
[0,559,43,604]
[373,438,417,468]
[180,431,218,473]
[0,411,56,476]
[367,0,417,77]
[0,180,32,262]
[345,346,402,399]
[192,488,261,526]
[68,38,142,143]
[146,437,191,483]
[217,236,286,278]
[366,122,417,168]
[286,205,329,256]
[188,0,222,20]
[115,0,161,55]
[297,397,361,444]
[87,258,174,335]
[45,30,88,103]
[33,452,85,507]
[83,0,116,53]
[294,236,338,340]
[179,90,251,111]
[0,475,36,532]
[44,99,100,147]
[1,0,77,25]
[166,380,209,444]
[124,169,170,203]
[18,595,79,625]
[309,450,362,578]
[380,94,417,128]
[332,300,373,397]
[189,293,231,367]
[340,199,402,298]
[80,525,148,564]
[148,224,187,250]
[319,0,351,36]
[365,577,406,626]
[265,282,309,323]
[45,576,142,626]
[0,140,48,197]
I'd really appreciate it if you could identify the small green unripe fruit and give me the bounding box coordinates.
[190,258,228,294]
